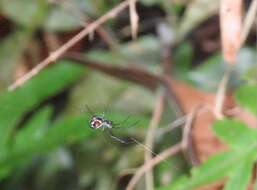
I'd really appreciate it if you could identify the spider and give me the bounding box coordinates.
[86,106,165,161]
[87,106,134,144]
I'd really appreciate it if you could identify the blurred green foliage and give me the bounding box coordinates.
[0,62,86,177]
[235,83,257,115]
[188,47,257,91]
[0,0,256,189]
[159,119,257,190]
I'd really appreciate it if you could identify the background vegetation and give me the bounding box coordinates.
[0,0,256,190]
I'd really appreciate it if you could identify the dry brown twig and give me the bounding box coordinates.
[181,108,196,150]
[125,143,182,190]
[214,66,232,119]
[158,104,214,136]
[157,115,187,135]
[52,0,118,48]
[8,0,138,91]
[181,106,202,166]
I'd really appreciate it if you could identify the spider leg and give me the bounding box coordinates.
[113,115,131,127]
[79,104,95,117]
[112,120,140,130]
[106,129,133,144]
[86,105,95,117]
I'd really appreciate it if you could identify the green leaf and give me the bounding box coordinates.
[0,106,52,178]
[243,65,257,82]
[235,83,257,115]
[44,0,103,31]
[41,116,90,148]
[158,119,257,190]
[158,142,257,190]
[87,36,161,66]
[141,0,160,6]
[119,36,161,65]
[0,30,32,88]
[213,119,257,149]
[178,0,219,39]
[0,0,48,28]
[224,152,256,190]
[44,6,81,32]
[14,106,53,152]
[158,152,233,190]
[0,114,90,179]
[0,61,85,150]
[189,53,225,91]
[189,48,256,91]
[174,41,193,77]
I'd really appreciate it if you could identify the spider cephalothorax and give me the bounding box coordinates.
[90,116,113,129]
[90,116,104,129]
[87,109,136,144]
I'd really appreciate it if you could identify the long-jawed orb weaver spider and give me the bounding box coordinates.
[86,105,162,159]
[87,105,135,144]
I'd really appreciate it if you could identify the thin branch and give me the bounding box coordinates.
[53,0,118,49]
[181,106,200,165]
[157,115,187,135]
[125,143,182,190]
[144,91,165,190]
[64,53,162,89]
[8,0,135,91]
[157,105,211,139]
[214,66,232,119]
[129,0,139,39]
[181,107,197,150]
[241,0,257,45]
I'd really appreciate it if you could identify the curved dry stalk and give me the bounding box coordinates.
[181,106,201,165]
[214,66,232,119]
[8,0,137,91]
[158,105,212,136]
[125,143,182,190]
[181,109,196,150]
[144,91,165,190]
[157,115,187,135]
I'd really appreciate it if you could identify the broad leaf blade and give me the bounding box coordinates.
[14,106,53,152]
[0,115,90,179]
[0,0,48,28]
[158,152,233,190]
[224,152,256,190]
[0,30,31,88]
[158,143,257,190]
[235,83,257,115]
[0,61,85,150]
[189,48,256,91]
[213,119,257,150]
[0,106,52,178]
